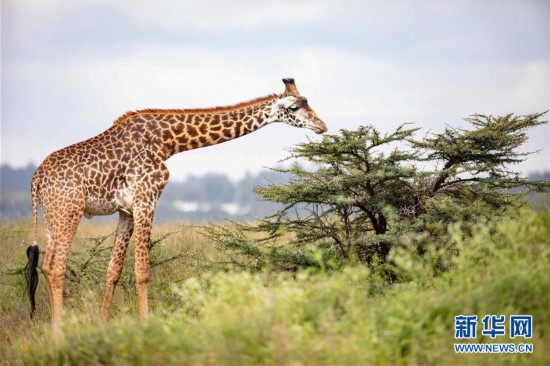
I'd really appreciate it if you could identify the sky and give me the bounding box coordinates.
[1,0,549,181]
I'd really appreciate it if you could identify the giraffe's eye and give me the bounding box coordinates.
[288,105,299,112]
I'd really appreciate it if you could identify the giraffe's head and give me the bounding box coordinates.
[273,78,328,134]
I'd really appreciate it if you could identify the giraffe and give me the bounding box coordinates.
[25,78,327,324]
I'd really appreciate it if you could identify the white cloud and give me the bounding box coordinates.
[2,1,549,178]
[120,1,331,31]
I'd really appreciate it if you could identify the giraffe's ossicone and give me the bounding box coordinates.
[25,78,327,324]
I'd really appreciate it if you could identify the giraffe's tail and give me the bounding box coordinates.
[31,176,39,246]
[25,176,40,318]
[25,245,39,318]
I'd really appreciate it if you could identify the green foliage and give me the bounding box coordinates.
[206,112,549,270]
[12,209,550,365]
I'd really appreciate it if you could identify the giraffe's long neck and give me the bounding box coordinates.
[116,95,279,160]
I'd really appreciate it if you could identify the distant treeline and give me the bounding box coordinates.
[0,163,288,222]
[1,163,548,223]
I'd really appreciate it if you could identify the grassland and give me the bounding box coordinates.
[1,209,549,365]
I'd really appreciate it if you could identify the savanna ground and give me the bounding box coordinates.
[1,207,549,365]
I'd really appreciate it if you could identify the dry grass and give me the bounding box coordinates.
[0,217,223,361]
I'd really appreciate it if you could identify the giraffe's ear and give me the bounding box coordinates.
[282,78,300,97]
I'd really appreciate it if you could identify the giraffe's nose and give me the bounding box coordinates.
[315,119,328,134]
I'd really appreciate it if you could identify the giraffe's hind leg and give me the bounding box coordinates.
[100,212,134,321]
[41,190,84,325]
[41,225,55,314]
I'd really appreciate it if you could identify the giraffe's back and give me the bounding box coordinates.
[32,125,147,218]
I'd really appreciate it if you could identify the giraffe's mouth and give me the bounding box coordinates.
[313,121,328,134]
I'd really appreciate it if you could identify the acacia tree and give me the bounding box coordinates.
[206,112,549,270]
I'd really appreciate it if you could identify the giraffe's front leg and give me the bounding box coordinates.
[128,161,169,319]
[132,202,156,319]
[100,212,134,321]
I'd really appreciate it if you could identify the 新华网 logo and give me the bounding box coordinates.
[453,315,533,354]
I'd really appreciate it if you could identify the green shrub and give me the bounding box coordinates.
[15,208,550,365]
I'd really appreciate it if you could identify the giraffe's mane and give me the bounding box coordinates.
[112,94,279,126]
